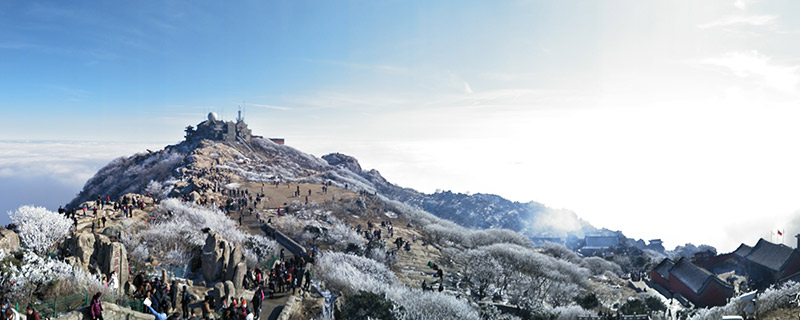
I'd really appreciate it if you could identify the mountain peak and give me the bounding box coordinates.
[322,152,363,174]
[69,119,599,241]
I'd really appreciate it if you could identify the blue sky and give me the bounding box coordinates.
[3,0,800,251]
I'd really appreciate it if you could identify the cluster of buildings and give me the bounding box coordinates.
[649,237,800,308]
[185,111,285,145]
[548,232,800,309]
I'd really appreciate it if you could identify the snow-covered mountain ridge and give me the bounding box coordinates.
[69,138,597,239]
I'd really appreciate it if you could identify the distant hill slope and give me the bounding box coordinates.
[321,153,597,238]
[70,138,596,239]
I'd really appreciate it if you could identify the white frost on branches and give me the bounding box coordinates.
[123,199,278,268]
[315,251,480,320]
[9,205,72,254]
[1,249,107,301]
[145,180,174,200]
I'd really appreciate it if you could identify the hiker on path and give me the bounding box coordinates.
[90,292,104,320]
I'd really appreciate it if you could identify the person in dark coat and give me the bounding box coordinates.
[251,287,264,320]
[181,286,191,317]
[170,281,179,311]
[26,305,40,320]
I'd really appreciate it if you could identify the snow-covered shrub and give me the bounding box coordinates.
[145,180,173,200]
[462,243,590,313]
[315,252,396,295]
[580,257,623,276]
[122,199,277,268]
[389,290,479,320]
[243,234,280,267]
[690,281,800,320]
[9,205,72,254]
[315,251,479,320]
[468,229,532,248]
[541,242,581,263]
[552,305,595,320]
[2,249,108,302]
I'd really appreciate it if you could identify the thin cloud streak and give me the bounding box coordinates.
[245,103,293,111]
[700,51,800,93]
[697,15,776,29]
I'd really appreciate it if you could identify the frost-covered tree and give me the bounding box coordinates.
[315,251,480,320]
[669,243,717,260]
[145,180,173,200]
[122,199,278,268]
[690,281,800,320]
[580,256,623,277]
[9,205,72,254]
[464,249,502,299]
[1,249,108,302]
[552,305,595,320]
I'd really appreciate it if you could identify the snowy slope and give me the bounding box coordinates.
[70,138,597,239]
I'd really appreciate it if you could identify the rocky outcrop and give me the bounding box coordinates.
[61,233,129,293]
[0,230,20,252]
[223,281,235,302]
[201,232,244,284]
[232,262,247,290]
[102,241,129,286]
[56,302,154,320]
[74,233,96,266]
[212,282,225,307]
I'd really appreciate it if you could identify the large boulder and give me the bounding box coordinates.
[201,232,244,283]
[102,242,129,289]
[75,233,96,267]
[225,244,243,281]
[212,282,225,308]
[61,231,129,294]
[0,230,19,252]
[223,281,235,302]
[202,233,226,283]
[232,262,247,290]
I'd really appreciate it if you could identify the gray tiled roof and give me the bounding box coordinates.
[584,236,620,248]
[653,258,675,280]
[670,258,719,294]
[745,239,796,272]
[733,244,752,258]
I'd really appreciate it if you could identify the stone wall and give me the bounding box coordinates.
[57,302,154,320]
[261,225,307,258]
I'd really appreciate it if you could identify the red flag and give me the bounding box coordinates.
[778,230,783,236]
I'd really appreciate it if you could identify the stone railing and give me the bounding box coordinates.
[261,224,307,258]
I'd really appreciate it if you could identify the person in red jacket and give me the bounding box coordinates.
[90,292,103,320]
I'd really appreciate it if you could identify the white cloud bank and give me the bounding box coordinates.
[0,140,164,225]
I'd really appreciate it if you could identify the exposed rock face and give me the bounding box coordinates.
[202,233,226,283]
[321,153,362,173]
[201,232,244,284]
[0,230,20,252]
[73,233,96,266]
[232,262,247,290]
[62,233,128,293]
[223,281,235,302]
[103,242,129,286]
[212,282,225,307]
[225,244,243,281]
